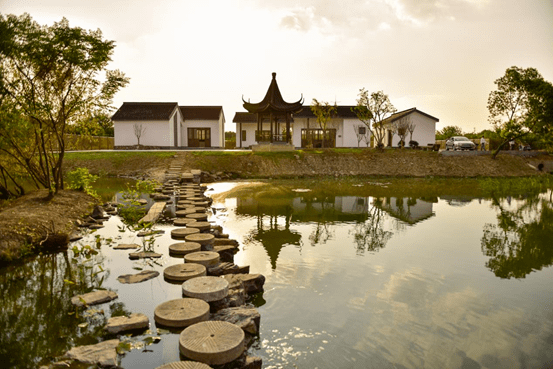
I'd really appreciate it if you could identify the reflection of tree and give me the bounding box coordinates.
[481,194,553,279]
[0,248,112,368]
[350,200,392,253]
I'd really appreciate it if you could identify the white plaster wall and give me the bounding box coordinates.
[343,119,370,147]
[292,118,344,147]
[183,120,222,147]
[389,112,437,147]
[114,120,171,146]
[235,123,259,148]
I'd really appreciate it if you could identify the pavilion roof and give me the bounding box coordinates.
[243,73,304,114]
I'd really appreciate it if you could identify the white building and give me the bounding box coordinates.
[234,105,438,149]
[382,108,439,148]
[112,103,225,148]
[234,105,369,149]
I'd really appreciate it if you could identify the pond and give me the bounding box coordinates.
[0,178,552,369]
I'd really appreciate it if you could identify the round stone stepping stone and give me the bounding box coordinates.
[164,263,206,282]
[177,200,194,205]
[190,201,209,207]
[176,209,197,218]
[176,204,195,211]
[179,321,245,365]
[171,227,200,240]
[182,276,228,302]
[154,298,210,328]
[186,221,211,232]
[185,213,208,221]
[184,251,220,267]
[155,361,212,369]
[117,270,160,284]
[71,290,118,307]
[106,313,149,334]
[184,233,215,246]
[169,242,202,256]
[186,197,206,202]
[173,218,197,227]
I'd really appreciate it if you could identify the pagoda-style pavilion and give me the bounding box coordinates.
[243,72,303,144]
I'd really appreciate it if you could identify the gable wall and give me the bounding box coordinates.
[388,111,437,147]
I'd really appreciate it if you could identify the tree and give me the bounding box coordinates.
[393,116,410,148]
[487,66,553,158]
[310,99,337,148]
[436,125,463,140]
[0,14,129,198]
[353,125,365,147]
[133,123,146,146]
[407,120,417,145]
[351,88,396,149]
[68,111,114,137]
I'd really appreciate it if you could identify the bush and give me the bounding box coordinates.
[409,140,419,148]
[66,168,99,199]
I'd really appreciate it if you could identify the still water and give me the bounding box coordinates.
[0,179,552,369]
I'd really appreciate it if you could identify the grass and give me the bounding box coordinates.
[65,151,176,163]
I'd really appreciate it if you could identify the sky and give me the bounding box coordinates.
[2,0,552,133]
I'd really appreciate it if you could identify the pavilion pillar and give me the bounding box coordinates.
[285,113,291,143]
[269,112,273,143]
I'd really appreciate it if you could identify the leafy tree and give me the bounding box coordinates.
[68,111,114,137]
[436,125,463,140]
[0,13,129,198]
[310,99,337,148]
[352,88,396,149]
[487,66,553,158]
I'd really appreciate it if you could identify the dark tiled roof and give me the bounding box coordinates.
[294,105,358,118]
[111,102,178,121]
[233,112,257,123]
[383,108,439,124]
[180,106,223,120]
[243,72,304,114]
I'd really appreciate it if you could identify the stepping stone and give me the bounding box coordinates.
[173,218,197,227]
[105,313,149,334]
[184,233,215,246]
[155,361,212,369]
[184,251,220,268]
[137,229,164,237]
[169,242,202,256]
[177,200,194,205]
[186,197,205,202]
[211,307,261,335]
[185,213,208,221]
[117,270,159,284]
[154,298,210,328]
[65,339,120,367]
[71,290,118,307]
[88,224,104,229]
[190,201,209,207]
[164,263,206,282]
[113,243,140,250]
[179,321,245,365]
[182,276,229,302]
[171,227,200,240]
[186,221,211,232]
[129,252,162,260]
[176,209,196,218]
[176,204,195,211]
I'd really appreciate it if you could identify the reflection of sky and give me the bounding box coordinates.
[213,192,553,368]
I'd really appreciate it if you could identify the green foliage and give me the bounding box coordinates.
[436,125,464,140]
[66,167,99,198]
[0,13,129,197]
[352,88,396,148]
[311,99,338,148]
[67,111,114,137]
[487,66,553,157]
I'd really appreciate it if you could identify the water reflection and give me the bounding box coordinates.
[0,246,114,367]
[481,193,553,279]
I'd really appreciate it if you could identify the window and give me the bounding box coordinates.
[358,126,366,135]
[242,130,247,141]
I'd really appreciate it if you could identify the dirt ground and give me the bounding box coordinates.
[0,190,97,264]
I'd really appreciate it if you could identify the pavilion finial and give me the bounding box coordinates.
[272,72,276,79]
